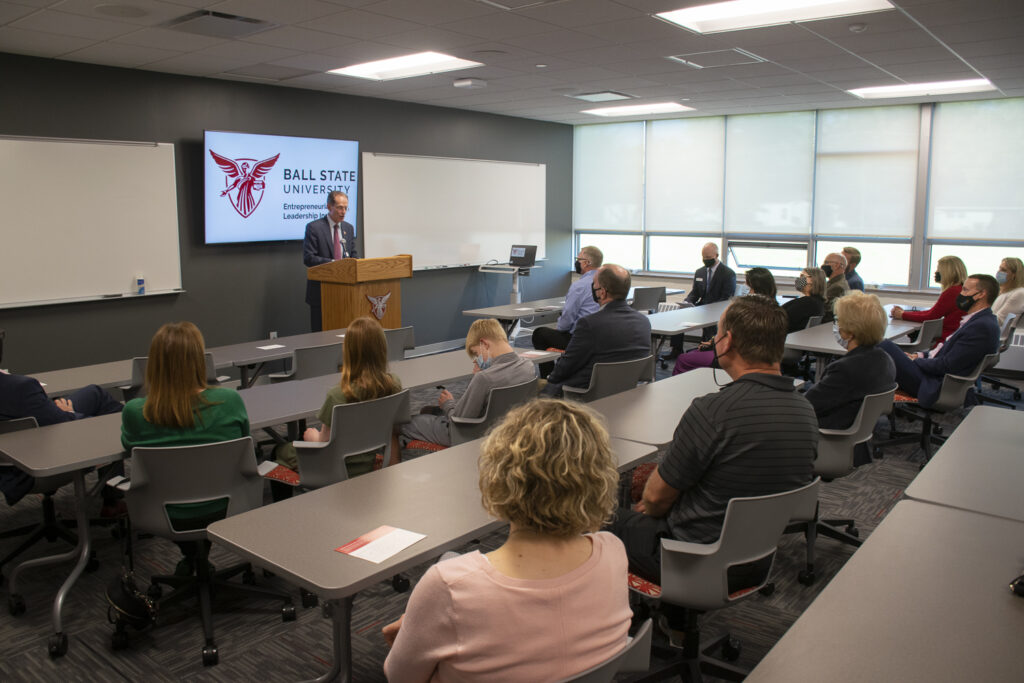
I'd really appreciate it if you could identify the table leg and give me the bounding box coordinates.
[8,470,91,658]
[301,595,353,683]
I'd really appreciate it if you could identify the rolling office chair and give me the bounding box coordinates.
[629,480,820,683]
[895,316,943,354]
[977,313,1021,408]
[557,618,653,683]
[786,388,896,585]
[268,341,344,383]
[383,325,416,362]
[116,437,294,666]
[562,355,655,403]
[630,287,666,314]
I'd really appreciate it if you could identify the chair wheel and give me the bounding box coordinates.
[111,629,130,650]
[797,569,816,586]
[721,636,741,662]
[758,583,775,596]
[48,632,68,658]
[392,574,410,593]
[202,645,219,666]
[147,583,163,600]
[8,594,26,616]
[846,526,859,537]
[301,589,319,608]
[242,570,256,585]
[281,604,297,622]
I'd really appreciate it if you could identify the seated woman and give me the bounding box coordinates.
[782,267,827,333]
[993,256,1024,326]
[382,399,631,682]
[804,291,896,466]
[121,321,249,575]
[302,316,402,476]
[890,255,967,345]
[673,267,777,375]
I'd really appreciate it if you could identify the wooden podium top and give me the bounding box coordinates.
[307,255,413,284]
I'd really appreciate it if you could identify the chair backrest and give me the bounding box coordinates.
[126,436,261,541]
[562,355,654,403]
[129,352,219,397]
[897,317,943,353]
[449,377,539,446]
[659,478,821,611]
[815,388,896,480]
[0,416,38,435]
[296,389,410,489]
[932,352,1000,412]
[630,287,666,314]
[290,341,345,381]
[556,618,653,683]
[384,326,415,362]
[806,315,823,328]
[998,313,1018,353]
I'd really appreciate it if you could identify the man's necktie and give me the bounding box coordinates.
[333,225,341,260]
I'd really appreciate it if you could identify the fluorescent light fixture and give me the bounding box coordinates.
[657,0,894,34]
[848,78,996,99]
[329,51,482,81]
[570,91,633,102]
[582,102,694,117]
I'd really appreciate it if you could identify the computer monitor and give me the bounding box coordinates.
[509,244,537,267]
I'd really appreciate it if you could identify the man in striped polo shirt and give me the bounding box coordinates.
[609,295,818,588]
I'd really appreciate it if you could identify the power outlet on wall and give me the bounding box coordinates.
[269,331,277,339]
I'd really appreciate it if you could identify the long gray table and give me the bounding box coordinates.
[646,300,730,337]
[207,435,655,683]
[746,500,1024,682]
[905,406,1024,523]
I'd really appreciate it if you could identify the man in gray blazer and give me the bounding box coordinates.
[303,191,356,331]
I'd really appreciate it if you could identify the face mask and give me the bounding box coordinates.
[794,275,808,292]
[833,323,849,350]
[475,351,493,371]
[996,271,1008,284]
[591,287,601,304]
[574,260,583,274]
[955,292,977,312]
[703,258,716,269]
[934,271,942,284]
[821,264,833,278]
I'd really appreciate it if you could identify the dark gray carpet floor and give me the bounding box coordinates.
[2,356,1020,682]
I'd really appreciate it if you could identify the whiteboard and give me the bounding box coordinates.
[0,136,181,308]
[361,153,546,269]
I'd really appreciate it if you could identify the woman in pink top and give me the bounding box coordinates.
[890,255,967,345]
[382,399,632,682]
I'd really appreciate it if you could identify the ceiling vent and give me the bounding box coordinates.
[166,10,277,39]
[475,0,568,10]
[667,48,766,69]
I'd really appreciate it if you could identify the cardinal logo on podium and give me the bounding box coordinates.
[209,150,280,218]
[367,292,391,320]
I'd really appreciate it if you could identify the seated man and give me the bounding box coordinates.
[532,246,602,378]
[821,252,850,322]
[401,318,536,447]
[542,264,651,398]
[843,246,865,292]
[879,274,1001,408]
[669,242,736,356]
[0,336,123,505]
[607,295,818,588]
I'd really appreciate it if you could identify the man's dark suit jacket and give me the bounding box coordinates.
[547,299,651,391]
[303,217,356,306]
[805,345,896,430]
[0,373,77,425]
[685,262,736,306]
[912,307,1000,407]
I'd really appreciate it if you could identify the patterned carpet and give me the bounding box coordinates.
[1,362,1020,682]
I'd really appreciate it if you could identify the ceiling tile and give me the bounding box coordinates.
[269,52,353,71]
[578,14,693,43]
[376,25,483,51]
[302,8,424,38]
[11,9,138,40]
[142,50,257,75]
[517,0,639,28]
[0,24,94,56]
[0,3,36,23]
[502,28,609,54]
[195,40,300,63]
[47,0,189,26]
[226,63,316,80]
[62,40,181,67]
[241,26,348,51]
[206,0,343,24]
[112,26,227,50]
[358,0,496,25]
[438,10,559,40]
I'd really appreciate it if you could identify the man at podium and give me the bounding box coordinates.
[304,190,357,331]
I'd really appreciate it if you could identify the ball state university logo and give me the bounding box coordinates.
[209,150,280,218]
[367,292,391,320]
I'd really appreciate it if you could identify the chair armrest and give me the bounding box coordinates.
[291,440,329,452]
[449,414,487,426]
[661,537,719,557]
[561,385,586,396]
[819,425,859,438]
[105,475,131,492]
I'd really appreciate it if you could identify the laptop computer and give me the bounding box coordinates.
[509,244,537,267]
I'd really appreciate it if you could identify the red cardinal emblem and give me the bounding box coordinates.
[209,150,280,218]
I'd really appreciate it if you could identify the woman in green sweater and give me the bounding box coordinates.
[121,321,250,575]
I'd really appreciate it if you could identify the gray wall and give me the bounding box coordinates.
[0,52,573,373]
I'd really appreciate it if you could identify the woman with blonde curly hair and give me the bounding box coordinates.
[382,399,631,682]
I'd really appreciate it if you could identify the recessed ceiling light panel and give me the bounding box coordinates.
[657,0,895,34]
[329,52,483,81]
[570,91,633,102]
[583,102,695,117]
[848,78,996,99]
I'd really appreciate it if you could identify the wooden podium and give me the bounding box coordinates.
[307,255,413,330]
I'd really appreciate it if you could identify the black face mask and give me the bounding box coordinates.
[821,264,833,278]
[591,287,600,304]
[574,260,583,274]
[934,271,942,284]
[703,258,716,269]
[955,291,977,312]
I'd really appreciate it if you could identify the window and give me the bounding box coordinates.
[575,233,643,272]
[648,235,716,273]
[573,123,644,231]
[727,241,808,280]
[927,244,1021,290]
[815,240,912,288]
[645,118,725,232]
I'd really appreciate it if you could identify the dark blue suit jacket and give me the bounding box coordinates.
[303,217,356,305]
[547,299,651,390]
[914,307,1000,407]
[805,345,896,430]
[685,262,736,306]
[0,372,77,425]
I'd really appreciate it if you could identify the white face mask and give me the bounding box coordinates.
[833,323,850,350]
